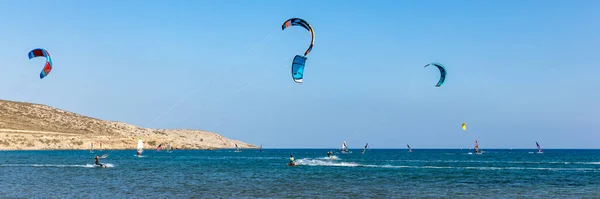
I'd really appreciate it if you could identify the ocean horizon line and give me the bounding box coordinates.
[2,148,599,151]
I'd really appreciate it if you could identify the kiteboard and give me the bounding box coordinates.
[94,164,108,168]
[286,163,298,167]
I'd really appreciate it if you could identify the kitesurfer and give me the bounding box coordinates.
[327,151,332,157]
[289,154,295,165]
[94,156,105,168]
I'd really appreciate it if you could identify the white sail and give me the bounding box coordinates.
[474,139,482,154]
[137,139,144,153]
[341,141,350,153]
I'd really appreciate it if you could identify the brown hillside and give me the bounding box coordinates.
[0,99,256,150]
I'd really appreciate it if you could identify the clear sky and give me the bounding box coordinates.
[0,0,598,149]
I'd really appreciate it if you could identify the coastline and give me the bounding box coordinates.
[0,100,256,150]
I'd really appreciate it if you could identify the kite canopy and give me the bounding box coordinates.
[462,123,467,131]
[291,55,307,83]
[28,48,53,79]
[424,62,446,87]
[282,18,315,57]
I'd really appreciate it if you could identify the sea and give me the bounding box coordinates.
[1,149,599,198]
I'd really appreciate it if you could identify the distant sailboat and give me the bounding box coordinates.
[474,139,482,154]
[361,143,368,154]
[99,143,103,151]
[259,144,263,152]
[234,143,241,152]
[341,141,350,154]
[407,144,412,152]
[137,139,144,156]
[536,142,543,154]
[90,143,94,153]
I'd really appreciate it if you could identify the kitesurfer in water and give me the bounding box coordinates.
[327,151,332,158]
[94,156,105,168]
[289,154,295,165]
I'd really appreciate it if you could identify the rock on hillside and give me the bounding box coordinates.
[0,99,256,150]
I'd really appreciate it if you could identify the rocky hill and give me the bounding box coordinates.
[0,99,255,150]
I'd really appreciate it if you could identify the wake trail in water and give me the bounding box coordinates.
[296,158,358,167]
[317,155,341,160]
[293,158,599,171]
[0,163,114,168]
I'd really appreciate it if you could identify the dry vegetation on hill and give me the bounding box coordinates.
[0,99,255,150]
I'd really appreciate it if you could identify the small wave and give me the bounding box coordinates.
[289,160,599,172]
[84,163,115,168]
[386,159,600,165]
[317,156,340,160]
[463,166,598,171]
[206,156,283,160]
[0,164,114,168]
[295,158,359,167]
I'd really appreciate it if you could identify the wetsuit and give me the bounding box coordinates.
[94,156,104,167]
[327,152,332,157]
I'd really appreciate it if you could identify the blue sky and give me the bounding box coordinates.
[0,0,598,148]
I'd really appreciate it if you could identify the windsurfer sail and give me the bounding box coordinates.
[361,143,368,154]
[407,144,412,152]
[235,143,241,152]
[536,142,543,153]
[137,139,144,156]
[341,141,350,153]
[259,144,263,152]
[474,139,482,154]
[167,142,172,153]
[90,143,94,153]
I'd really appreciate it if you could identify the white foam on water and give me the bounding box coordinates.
[295,158,359,167]
[0,164,114,168]
[317,156,340,160]
[207,156,284,160]
[289,159,600,172]
[85,163,115,168]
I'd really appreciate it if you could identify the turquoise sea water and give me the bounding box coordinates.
[1,149,599,198]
